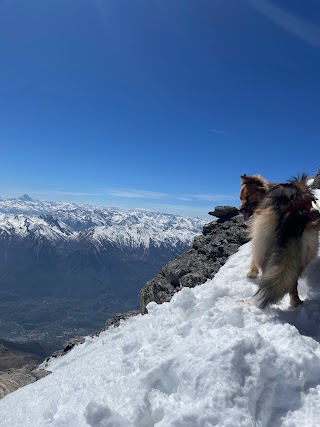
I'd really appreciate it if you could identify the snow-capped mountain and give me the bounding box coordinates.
[0,213,74,242]
[0,196,205,348]
[0,195,204,247]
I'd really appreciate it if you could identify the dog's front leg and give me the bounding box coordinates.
[289,283,303,306]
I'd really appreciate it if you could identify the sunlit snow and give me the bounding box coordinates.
[1,240,320,426]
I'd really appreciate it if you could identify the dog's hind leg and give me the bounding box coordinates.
[254,243,302,309]
[289,282,303,306]
[246,261,259,279]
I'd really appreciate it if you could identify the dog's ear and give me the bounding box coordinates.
[241,175,262,186]
[240,174,249,184]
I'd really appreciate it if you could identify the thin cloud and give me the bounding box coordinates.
[144,203,212,219]
[210,129,233,136]
[1,187,238,204]
[105,188,238,202]
[185,194,239,202]
[105,189,172,200]
[45,191,103,197]
[249,0,320,47]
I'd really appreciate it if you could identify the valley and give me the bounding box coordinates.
[0,196,205,354]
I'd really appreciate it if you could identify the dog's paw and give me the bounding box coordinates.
[289,296,303,307]
[246,270,258,279]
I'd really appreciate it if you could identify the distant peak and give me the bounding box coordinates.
[18,194,33,202]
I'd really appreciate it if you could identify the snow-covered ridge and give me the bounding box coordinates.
[0,196,205,249]
[0,213,74,241]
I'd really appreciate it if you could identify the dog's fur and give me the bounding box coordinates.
[241,174,320,308]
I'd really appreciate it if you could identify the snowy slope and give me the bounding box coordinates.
[80,213,200,249]
[0,213,74,241]
[2,241,320,427]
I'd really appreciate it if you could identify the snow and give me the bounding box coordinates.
[2,241,320,426]
[0,213,73,240]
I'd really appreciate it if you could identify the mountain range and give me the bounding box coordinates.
[0,196,205,351]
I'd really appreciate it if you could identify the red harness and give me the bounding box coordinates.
[285,200,315,221]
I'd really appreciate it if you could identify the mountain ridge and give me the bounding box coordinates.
[0,197,204,248]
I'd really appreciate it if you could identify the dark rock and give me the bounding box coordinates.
[101,310,140,331]
[50,336,86,359]
[311,169,320,189]
[179,272,209,288]
[139,214,249,314]
[208,205,239,220]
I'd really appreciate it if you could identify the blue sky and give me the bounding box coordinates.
[1,0,320,218]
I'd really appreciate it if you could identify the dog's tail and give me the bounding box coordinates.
[253,242,302,309]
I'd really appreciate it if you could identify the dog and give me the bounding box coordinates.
[241,174,320,308]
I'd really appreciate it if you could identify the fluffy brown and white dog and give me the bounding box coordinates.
[241,174,320,308]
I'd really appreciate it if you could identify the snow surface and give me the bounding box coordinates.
[2,242,320,426]
[0,213,74,240]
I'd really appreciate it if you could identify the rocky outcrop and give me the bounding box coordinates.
[139,207,248,314]
[49,337,87,359]
[0,365,49,399]
[102,310,141,331]
[311,168,320,189]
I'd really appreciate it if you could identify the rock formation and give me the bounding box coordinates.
[0,366,49,399]
[139,207,248,314]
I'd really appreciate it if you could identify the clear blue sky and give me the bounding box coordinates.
[1,0,320,218]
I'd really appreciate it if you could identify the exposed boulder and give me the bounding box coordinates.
[139,210,248,314]
[208,205,239,220]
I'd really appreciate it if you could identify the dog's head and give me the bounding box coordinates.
[286,175,319,222]
[239,174,271,221]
